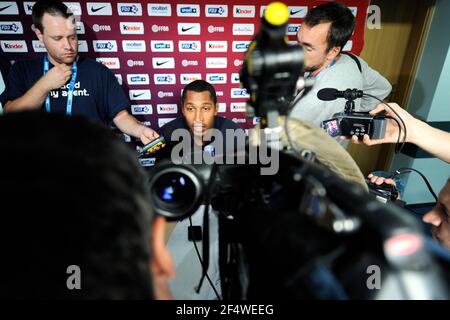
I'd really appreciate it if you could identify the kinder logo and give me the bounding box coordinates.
[120,22,144,34]
[147,3,171,16]
[151,25,169,33]
[233,5,255,18]
[127,74,149,85]
[178,23,200,35]
[232,41,250,52]
[122,40,146,52]
[218,103,226,113]
[96,57,120,69]
[179,41,201,52]
[205,5,227,17]
[177,4,200,17]
[118,3,142,16]
[151,40,173,52]
[231,88,249,98]
[157,104,178,114]
[78,40,88,52]
[157,91,174,98]
[206,73,226,84]
[158,118,175,128]
[76,21,85,34]
[234,59,244,67]
[154,74,176,85]
[0,22,23,34]
[231,73,240,83]
[206,41,227,52]
[287,24,300,35]
[181,60,199,67]
[115,74,123,85]
[93,24,111,32]
[131,104,153,115]
[93,40,117,52]
[130,90,151,101]
[207,25,225,33]
[0,2,19,15]
[23,2,34,15]
[127,59,144,67]
[32,40,46,52]
[152,57,175,69]
[231,103,246,112]
[232,23,254,35]
[289,6,307,18]
[206,57,227,69]
[1,40,27,52]
[180,73,201,84]
[87,2,112,15]
[64,2,82,15]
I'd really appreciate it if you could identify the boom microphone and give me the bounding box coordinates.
[317,88,363,101]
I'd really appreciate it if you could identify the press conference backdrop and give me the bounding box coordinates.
[0,0,369,163]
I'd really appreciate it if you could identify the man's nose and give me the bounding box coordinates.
[422,208,443,227]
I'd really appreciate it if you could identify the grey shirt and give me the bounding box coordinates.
[290,54,392,126]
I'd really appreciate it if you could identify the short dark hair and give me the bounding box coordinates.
[304,2,355,52]
[32,0,73,33]
[182,80,217,106]
[0,112,154,299]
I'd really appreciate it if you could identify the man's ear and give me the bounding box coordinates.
[34,27,43,41]
[214,103,218,116]
[327,46,341,61]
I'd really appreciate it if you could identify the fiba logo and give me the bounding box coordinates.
[127,60,144,67]
[208,25,225,33]
[234,59,244,67]
[152,25,169,33]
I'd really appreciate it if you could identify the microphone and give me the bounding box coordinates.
[137,136,165,157]
[317,88,363,101]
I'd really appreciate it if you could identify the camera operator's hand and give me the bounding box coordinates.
[367,173,400,200]
[344,103,450,163]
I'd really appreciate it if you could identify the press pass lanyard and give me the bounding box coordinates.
[43,55,78,115]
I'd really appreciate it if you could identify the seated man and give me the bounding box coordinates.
[0,111,173,299]
[155,80,246,163]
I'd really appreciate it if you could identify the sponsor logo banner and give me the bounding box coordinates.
[147,3,171,16]
[127,74,150,85]
[230,102,247,112]
[157,104,178,114]
[131,104,153,115]
[23,2,35,15]
[130,90,151,101]
[127,59,145,67]
[207,25,225,33]
[176,4,200,17]
[122,40,146,52]
[205,5,228,17]
[64,2,82,15]
[217,103,226,113]
[180,73,201,84]
[232,23,254,35]
[92,24,111,32]
[0,21,23,34]
[117,3,142,16]
[115,74,123,85]
[231,88,249,98]
[287,24,300,35]
[151,40,174,52]
[93,40,117,52]
[288,6,307,18]
[78,40,88,52]
[158,118,176,128]
[178,23,200,35]
[231,73,240,84]
[233,5,255,18]
[152,57,175,69]
[232,41,250,52]
[96,57,120,69]
[151,24,170,33]
[206,41,227,52]
[181,59,199,67]
[0,2,19,15]
[120,22,144,34]
[87,2,112,15]
[206,73,227,84]
[32,40,46,52]
[1,40,27,52]
[179,41,201,52]
[154,74,176,85]
[206,57,227,69]
[76,21,85,34]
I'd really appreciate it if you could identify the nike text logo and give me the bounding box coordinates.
[0,5,12,12]
[290,9,304,15]
[181,26,195,32]
[156,61,168,66]
[133,93,146,98]
[91,6,107,13]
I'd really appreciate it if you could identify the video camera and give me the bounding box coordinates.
[146,2,449,300]
[319,88,387,139]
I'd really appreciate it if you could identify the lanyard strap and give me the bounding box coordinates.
[43,56,78,115]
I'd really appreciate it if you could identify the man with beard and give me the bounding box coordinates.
[290,2,392,126]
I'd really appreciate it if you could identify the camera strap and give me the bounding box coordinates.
[196,204,210,292]
[341,52,362,73]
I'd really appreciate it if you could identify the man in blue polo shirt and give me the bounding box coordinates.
[3,0,158,144]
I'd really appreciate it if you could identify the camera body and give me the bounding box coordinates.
[322,111,387,139]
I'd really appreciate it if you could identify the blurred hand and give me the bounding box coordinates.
[43,64,72,91]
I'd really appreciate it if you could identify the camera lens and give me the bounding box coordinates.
[149,164,204,220]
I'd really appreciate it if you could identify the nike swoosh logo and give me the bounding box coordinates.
[133,93,146,98]
[181,26,195,32]
[290,9,304,15]
[91,5,107,13]
[156,61,168,66]
[234,77,240,81]
[0,5,12,12]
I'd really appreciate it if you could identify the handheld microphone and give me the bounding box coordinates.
[137,136,165,157]
[317,88,363,101]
